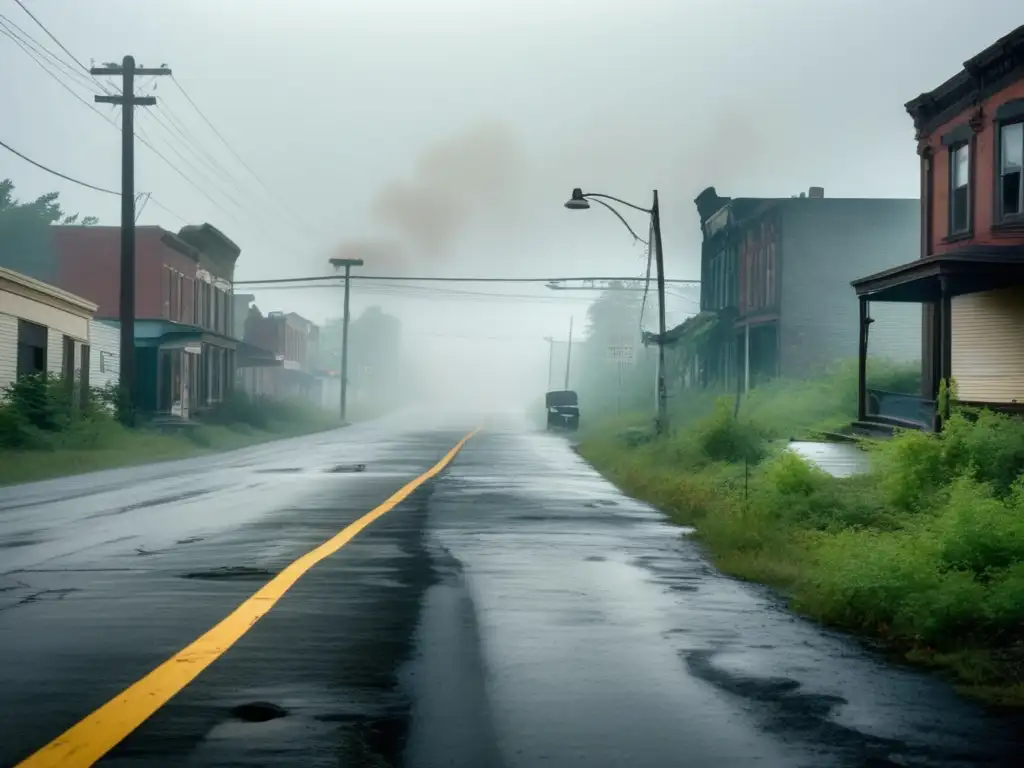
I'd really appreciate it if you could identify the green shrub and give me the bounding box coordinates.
[693,398,766,463]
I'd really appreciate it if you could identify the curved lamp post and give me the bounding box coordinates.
[564,187,668,435]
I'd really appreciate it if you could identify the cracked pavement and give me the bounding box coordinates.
[0,411,1021,766]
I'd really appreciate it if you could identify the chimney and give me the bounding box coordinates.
[808,186,825,199]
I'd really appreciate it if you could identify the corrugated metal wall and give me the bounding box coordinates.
[951,286,1024,403]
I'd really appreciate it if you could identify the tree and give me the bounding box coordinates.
[577,285,657,413]
[0,179,97,280]
[318,306,403,407]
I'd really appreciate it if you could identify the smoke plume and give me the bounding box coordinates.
[335,120,523,272]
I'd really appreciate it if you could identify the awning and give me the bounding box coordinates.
[852,244,1024,302]
[236,339,282,368]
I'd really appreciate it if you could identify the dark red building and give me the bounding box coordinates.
[46,223,241,418]
[853,24,1024,431]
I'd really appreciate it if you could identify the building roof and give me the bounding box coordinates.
[177,224,241,264]
[905,23,1024,136]
[0,265,97,316]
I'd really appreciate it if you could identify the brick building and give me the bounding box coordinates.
[671,186,920,393]
[42,223,241,419]
[853,24,1024,430]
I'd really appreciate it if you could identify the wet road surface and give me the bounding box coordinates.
[0,412,1021,767]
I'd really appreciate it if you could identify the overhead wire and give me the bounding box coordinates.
[170,73,324,237]
[0,13,101,93]
[11,0,91,74]
[4,1,306,246]
[235,275,700,285]
[0,137,120,195]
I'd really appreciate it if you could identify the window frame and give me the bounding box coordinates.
[948,140,972,236]
[996,119,1024,223]
[940,122,974,240]
[992,99,1024,228]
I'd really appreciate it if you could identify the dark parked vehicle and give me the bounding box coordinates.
[546,390,580,432]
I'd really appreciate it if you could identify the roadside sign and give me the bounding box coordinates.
[607,344,635,363]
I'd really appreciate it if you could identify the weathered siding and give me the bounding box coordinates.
[46,328,64,375]
[0,287,90,340]
[951,287,1024,403]
[0,313,17,392]
[779,198,921,378]
[89,319,120,389]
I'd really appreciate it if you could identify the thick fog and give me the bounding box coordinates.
[2,0,1022,413]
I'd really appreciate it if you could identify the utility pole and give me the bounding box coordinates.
[92,56,171,425]
[651,190,669,435]
[543,336,554,389]
[329,258,364,422]
[564,316,574,390]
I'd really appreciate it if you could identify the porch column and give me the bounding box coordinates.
[939,276,952,383]
[938,276,953,427]
[857,296,868,421]
[743,324,750,393]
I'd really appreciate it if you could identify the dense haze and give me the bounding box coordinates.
[2,0,1022,412]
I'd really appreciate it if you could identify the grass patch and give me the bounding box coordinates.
[578,363,1024,706]
[0,376,349,486]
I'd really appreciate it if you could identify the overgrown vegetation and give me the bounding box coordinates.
[0,374,341,486]
[578,361,1024,705]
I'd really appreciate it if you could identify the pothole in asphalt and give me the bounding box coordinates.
[176,536,204,545]
[180,566,275,581]
[255,467,302,474]
[326,463,367,473]
[230,701,289,722]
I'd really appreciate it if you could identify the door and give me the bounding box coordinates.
[181,353,191,419]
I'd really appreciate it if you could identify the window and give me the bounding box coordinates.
[949,143,970,234]
[999,122,1023,220]
[99,351,107,373]
[16,319,46,378]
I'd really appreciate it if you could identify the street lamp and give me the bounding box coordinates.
[564,187,669,435]
[329,257,364,422]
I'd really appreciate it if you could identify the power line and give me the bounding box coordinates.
[236,275,701,286]
[170,74,322,237]
[0,14,100,93]
[0,23,116,125]
[11,0,91,74]
[251,281,599,304]
[639,218,654,334]
[0,137,120,195]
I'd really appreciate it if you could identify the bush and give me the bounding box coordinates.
[579,368,1024,701]
[693,398,766,464]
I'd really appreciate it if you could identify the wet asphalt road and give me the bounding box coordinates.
[0,411,1021,767]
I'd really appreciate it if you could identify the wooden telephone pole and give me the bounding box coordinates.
[329,258,364,422]
[91,56,171,425]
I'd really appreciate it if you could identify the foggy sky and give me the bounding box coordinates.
[2,0,1022,405]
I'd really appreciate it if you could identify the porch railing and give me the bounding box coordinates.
[866,388,935,429]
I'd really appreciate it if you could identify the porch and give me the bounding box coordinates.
[852,245,1024,431]
[133,320,237,419]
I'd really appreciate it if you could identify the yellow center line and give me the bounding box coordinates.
[17,430,478,768]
